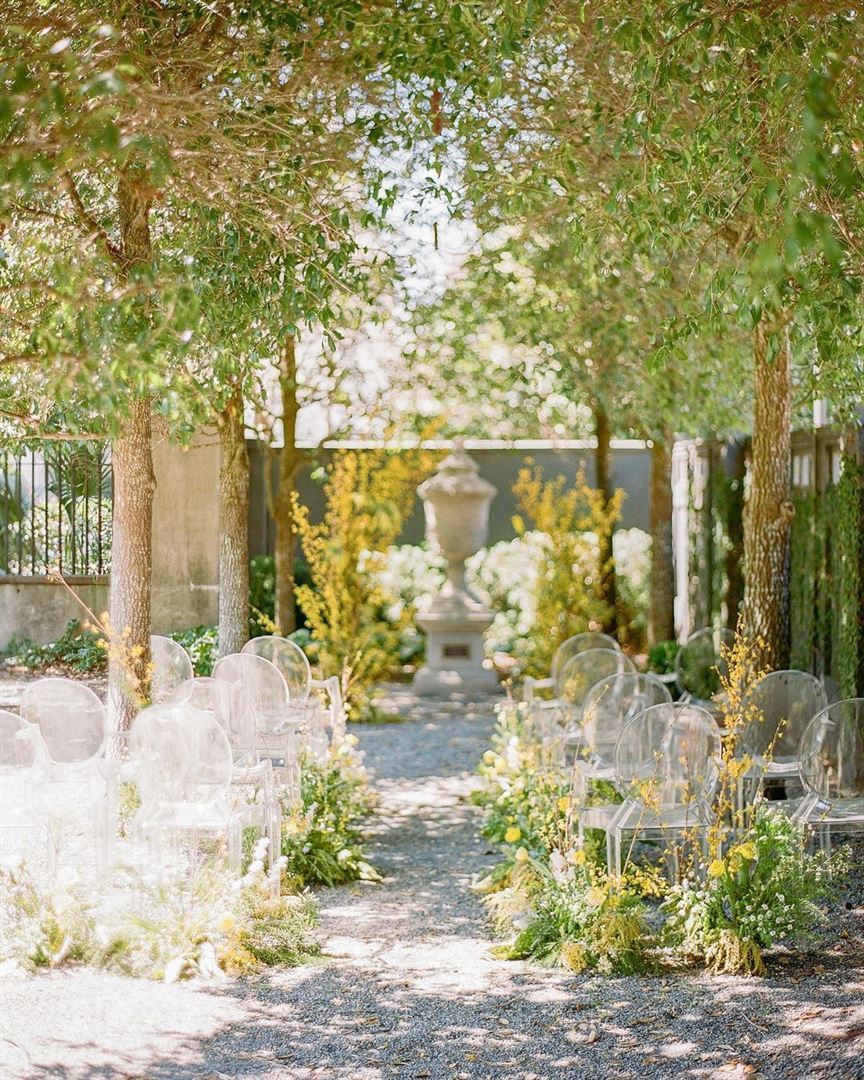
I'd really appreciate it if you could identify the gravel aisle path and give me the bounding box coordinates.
[2,688,863,1080]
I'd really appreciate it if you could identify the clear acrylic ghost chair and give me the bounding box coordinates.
[242,636,311,701]
[130,704,272,875]
[739,670,828,807]
[555,648,636,741]
[19,678,115,876]
[150,635,194,704]
[524,631,621,705]
[242,635,343,755]
[598,702,721,878]
[573,675,671,860]
[0,710,51,876]
[168,677,281,859]
[572,673,673,822]
[794,699,864,850]
[212,653,301,802]
[675,627,734,711]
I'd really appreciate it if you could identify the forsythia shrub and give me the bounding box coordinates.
[513,466,622,676]
[293,448,435,718]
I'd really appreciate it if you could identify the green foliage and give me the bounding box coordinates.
[790,490,819,672]
[495,864,650,976]
[281,745,378,888]
[0,864,96,970]
[789,455,863,695]
[474,702,653,975]
[647,639,680,676]
[169,626,219,677]
[2,619,105,673]
[248,554,313,638]
[0,857,318,981]
[828,457,864,697]
[664,811,838,976]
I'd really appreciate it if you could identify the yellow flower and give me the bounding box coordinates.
[344,733,359,748]
[734,842,757,862]
[557,796,570,813]
[560,940,589,973]
[217,913,236,934]
[514,847,530,863]
[585,886,606,908]
[570,849,587,866]
[483,750,497,766]
[504,826,522,844]
[708,859,726,879]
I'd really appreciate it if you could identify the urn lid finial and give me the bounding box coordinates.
[418,440,497,500]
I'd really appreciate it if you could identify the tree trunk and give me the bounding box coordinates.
[649,434,676,644]
[218,388,250,656]
[108,170,155,730]
[108,398,155,729]
[742,319,793,669]
[271,338,302,635]
[594,402,618,633]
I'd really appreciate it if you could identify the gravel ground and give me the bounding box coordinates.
[2,684,863,1080]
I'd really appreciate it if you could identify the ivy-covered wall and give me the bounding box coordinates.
[686,432,862,695]
[789,455,863,696]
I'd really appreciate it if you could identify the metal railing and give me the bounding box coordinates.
[0,442,112,577]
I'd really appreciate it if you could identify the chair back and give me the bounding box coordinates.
[212,653,289,735]
[241,635,311,703]
[130,704,233,808]
[798,698,864,803]
[551,632,620,688]
[168,677,258,763]
[581,672,672,764]
[615,702,721,810]
[150,635,194,704]
[20,678,106,765]
[558,648,635,716]
[0,709,46,813]
[675,627,733,701]
[744,670,828,760]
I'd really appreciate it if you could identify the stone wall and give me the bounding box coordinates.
[150,433,220,634]
[248,439,652,558]
[0,578,109,650]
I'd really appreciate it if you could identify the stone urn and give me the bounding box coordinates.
[413,442,500,696]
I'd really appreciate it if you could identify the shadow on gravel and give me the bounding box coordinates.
[16,957,864,1080]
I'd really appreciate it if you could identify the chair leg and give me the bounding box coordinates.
[227,822,243,873]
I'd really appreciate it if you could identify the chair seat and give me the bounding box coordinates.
[613,799,713,833]
[807,797,864,824]
[138,799,263,831]
[761,758,799,777]
[579,803,620,830]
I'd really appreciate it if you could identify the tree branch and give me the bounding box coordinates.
[61,171,122,263]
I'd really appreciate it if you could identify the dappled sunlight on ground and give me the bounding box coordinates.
[2,690,863,1079]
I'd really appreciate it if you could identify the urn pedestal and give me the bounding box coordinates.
[413,443,499,697]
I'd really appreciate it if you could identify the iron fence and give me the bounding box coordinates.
[0,442,112,577]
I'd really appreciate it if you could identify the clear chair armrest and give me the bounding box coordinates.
[524,676,553,704]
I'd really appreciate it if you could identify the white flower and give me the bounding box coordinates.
[549,849,572,884]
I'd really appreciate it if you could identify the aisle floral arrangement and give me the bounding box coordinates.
[0,729,377,982]
[475,639,844,977]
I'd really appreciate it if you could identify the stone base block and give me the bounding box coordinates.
[413,664,501,698]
